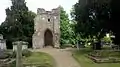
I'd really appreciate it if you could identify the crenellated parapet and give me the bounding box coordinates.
[37,6,60,15]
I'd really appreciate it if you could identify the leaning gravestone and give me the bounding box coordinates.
[76,41,80,50]
[0,49,6,59]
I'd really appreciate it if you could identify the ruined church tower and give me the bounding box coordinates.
[32,7,60,49]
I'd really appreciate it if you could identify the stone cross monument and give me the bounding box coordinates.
[32,6,60,49]
[13,41,23,67]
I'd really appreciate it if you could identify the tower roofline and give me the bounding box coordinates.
[37,6,60,15]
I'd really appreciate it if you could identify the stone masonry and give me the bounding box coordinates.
[32,6,60,49]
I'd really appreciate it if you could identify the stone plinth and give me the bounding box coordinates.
[12,41,28,51]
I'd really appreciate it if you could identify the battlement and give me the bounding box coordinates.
[37,6,60,15]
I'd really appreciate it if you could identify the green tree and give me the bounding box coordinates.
[60,7,76,47]
[71,0,111,49]
[60,7,70,44]
[110,0,120,45]
[72,0,110,38]
[0,0,36,48]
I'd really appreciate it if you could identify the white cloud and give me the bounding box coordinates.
[0,0,78,24]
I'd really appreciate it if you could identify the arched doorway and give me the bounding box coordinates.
[44,29,53,47]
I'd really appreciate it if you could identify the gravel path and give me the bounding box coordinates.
[32,48,80,67]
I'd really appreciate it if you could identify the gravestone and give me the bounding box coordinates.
[0,49,6,59]
[76,41,80,50]
[0,34,6,50]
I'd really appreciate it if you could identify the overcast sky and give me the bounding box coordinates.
[0,0,78,24]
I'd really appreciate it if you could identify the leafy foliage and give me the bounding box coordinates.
[71,0,111,39]
[102,36,112,43]
[70,0,113,49]
[0,0,36,48]
[71,0,120,45]
[22,49,32,57]
[60,7,76,45]
[110,0,120,45]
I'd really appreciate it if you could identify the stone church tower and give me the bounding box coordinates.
[32,7,60,49]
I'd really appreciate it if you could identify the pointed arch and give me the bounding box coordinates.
[44,29,53,47]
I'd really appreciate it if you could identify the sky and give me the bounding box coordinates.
[0,0,78,24]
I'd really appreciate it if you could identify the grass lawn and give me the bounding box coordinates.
[72,48,120,67]
[23,52,55,67]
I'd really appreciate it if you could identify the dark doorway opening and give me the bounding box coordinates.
[44,29,53,47]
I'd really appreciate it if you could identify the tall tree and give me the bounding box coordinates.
[60,7,76,45]
[71,0,111,49]
[60,7,70,44]
[0,0,36,48]
[110,0,120,45]
[72,0,110,40]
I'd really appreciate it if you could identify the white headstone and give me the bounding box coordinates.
[0,34,6,50]
[0,34,3,39]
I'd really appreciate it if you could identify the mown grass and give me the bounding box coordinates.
[23,52,55,67]
[72,48,120,67]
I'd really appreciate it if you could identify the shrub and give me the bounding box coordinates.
[102,36,112,44]
[22,49,32,57]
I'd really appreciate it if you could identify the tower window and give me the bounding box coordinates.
[42,17,45,20]
[54,16,56,19]
[48,18,50,22]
